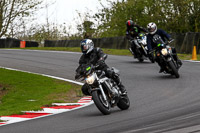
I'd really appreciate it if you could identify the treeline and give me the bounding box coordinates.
[0,0,42,38]
[89,0,200,38]
[0,0,199,41]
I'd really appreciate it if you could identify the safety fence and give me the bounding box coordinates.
[44,32,200,54]
[1,33,200,54]
[0,38,39,48]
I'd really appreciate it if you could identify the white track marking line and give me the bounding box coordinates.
[0,66,93,127]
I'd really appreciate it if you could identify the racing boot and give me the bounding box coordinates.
[173,55,182,68]
[157,60,165,73]
[177,59,182,68]
[133,48,138,58]
[118,83,127,95]
[172,48,182,68]
[159,67,165,73]
[113,73,127,95]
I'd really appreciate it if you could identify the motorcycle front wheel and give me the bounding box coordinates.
[92,91,111,115]
[168,61,180,78]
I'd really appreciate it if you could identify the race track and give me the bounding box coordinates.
[0,49,200,133]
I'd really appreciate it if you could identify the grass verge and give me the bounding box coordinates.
[0,68,83,116]
[11,47,200,61]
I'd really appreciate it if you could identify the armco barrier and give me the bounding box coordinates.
[0,38,39,48]
[44,32,200,54]
[44,37,129,49]
[0,38,20,48]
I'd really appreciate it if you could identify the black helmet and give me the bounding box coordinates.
[126,20,134,29]
[80,39,94,54]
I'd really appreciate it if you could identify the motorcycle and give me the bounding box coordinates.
[150,34,180,78]
[129,33,149,62]
[75,64,130,115]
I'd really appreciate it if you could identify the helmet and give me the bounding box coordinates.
[147,22,157,34]
[80,39,94,54]
[126,20,134,29]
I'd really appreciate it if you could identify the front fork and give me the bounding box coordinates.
[90,75,108,103]
[98,84,108,102]
[129,47,134,55]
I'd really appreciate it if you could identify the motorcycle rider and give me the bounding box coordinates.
[76,39,127,96]
[146,22,182,73]
[126,20,148,58]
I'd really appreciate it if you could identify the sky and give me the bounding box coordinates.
[35,0,116,33]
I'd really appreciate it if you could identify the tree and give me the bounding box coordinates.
[92,0,200,38]
[77,20,94,38]
[0,0,42,38]
[74,10,96,39]
[15,22,72,43]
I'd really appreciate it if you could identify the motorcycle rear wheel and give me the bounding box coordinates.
[168,61,180,78]
[92,91,111,115]
[117,95,130,110]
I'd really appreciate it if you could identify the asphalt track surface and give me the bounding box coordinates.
[0,49,200,133]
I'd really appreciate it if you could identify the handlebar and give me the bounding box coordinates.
[149,44,164,54]
[75,64,99,80]
[168,39,174,44]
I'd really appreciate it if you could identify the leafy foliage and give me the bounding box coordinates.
[92,0,200,38]
[0,0,43,38]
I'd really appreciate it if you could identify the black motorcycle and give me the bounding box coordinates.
[129,33,149,62]
[150,35,180,78]
[75,64,130,115]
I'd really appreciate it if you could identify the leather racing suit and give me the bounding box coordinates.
[77,47,126,95]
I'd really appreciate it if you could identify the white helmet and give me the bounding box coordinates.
[80,39,94,54]
[147,22,157,34]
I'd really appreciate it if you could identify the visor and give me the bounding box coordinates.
[81,44,89,53]
[83,45,88,50]
[148,27,156,32]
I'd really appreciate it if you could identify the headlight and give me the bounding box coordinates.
[161,48,168,56]
[141,39,147,45]
[86,73,96,84]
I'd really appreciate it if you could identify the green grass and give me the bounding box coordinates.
[178,53,200,61]
[0,68,82,116]
[12,47,200,61]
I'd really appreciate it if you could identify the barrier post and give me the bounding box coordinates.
[191,46,197,60]
[20,41,26,48]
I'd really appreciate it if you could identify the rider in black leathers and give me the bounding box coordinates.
[146,22,182,73]
[76,39,127,96]
[126,20,148,58]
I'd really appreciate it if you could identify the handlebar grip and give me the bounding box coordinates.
[149,50,154,54]
[168,39,174,44]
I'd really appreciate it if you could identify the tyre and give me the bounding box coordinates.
[150,58,155,63]
[149,54,155,63]
[92,91,111,115]
[117,95,130,110]
[168,61,180,78]
[138,58,144,62]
